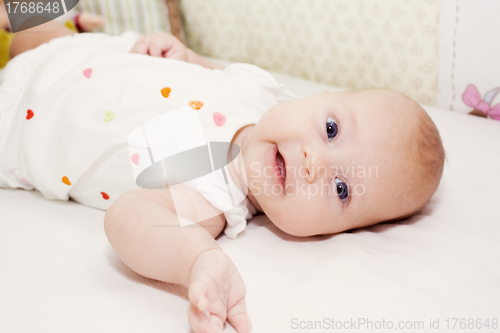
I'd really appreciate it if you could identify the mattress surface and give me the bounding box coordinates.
[1,59,499,333]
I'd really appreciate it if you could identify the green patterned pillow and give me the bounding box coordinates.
[76,0,184,41]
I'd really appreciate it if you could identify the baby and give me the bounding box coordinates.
[1,21,445,333]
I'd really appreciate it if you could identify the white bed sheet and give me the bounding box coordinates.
[1,60,499,333]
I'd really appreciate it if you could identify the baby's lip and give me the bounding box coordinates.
[276,149,286,182]
[269,144,285,192]
[275,146,287,189]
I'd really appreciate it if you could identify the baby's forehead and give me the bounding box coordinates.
[343,94,419,173]
[346,90,419,132]
[345,88,415,110]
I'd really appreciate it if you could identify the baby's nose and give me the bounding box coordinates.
[302,146,326,184]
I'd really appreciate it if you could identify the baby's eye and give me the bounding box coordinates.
[335,177,349,203]
[326,117,338,142]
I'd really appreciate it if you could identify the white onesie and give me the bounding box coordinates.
[0,31,296,238]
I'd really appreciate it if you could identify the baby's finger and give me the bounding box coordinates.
[227,299,252,333]
[188,303,223,333]
[149,42,164,58]
[188,277,209,311]
[210,315,224,330]
[165,46,188,62]
[129,38,150,55]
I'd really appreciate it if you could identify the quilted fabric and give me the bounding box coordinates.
[179,0,440,105]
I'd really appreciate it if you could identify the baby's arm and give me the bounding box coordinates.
[104,188,251,333]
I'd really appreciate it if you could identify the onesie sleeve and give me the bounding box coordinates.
[224,198,257,239]
[223,63,297,103]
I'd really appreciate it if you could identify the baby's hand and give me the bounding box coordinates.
[129,32,188,61]
[188,249,252,333]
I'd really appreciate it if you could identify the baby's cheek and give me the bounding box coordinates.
[246,171,272,205]
[291,196,334,234]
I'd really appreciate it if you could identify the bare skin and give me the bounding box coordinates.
[9,20,75,58]
[77,12,105,31]
[0,0,10,31]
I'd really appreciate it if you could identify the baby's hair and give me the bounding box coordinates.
[398,96,446,217]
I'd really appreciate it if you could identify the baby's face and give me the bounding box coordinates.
[241,89,424,236]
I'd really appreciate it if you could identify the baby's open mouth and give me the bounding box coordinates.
[276,149,286,183]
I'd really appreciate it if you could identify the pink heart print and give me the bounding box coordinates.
[83,68,93,78]
[213,112,226,126]
[131,154,140,165]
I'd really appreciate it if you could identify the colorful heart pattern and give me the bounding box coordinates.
[213,112,226,126]
[189,101,204,110]
[161,87,171,98]
[83,68,93,78]
[62,176,71,186]
[30,69,233,201]
[104,111,114,122]
[131,153,140,165]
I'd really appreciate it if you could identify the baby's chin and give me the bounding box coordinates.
[270,212,383,237]
[267,216,320,238]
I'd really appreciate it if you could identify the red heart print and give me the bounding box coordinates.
[101,192,110,200]
[26,109,34,120]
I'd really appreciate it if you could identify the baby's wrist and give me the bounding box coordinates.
[194,248,225,262]
[187,248,227,285]
[192,248,226,268]
[186,48,224,70]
